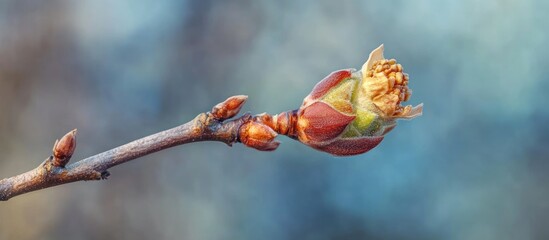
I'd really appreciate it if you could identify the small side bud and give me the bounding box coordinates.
[52,129,77,167]
[211,95,248,120]
[239,122,280,151]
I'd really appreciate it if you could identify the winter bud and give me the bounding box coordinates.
[52,129,77,167]
[211,95,248,120]
[239,122,280,151]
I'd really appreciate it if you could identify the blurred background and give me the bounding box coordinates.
[1,0,548,239]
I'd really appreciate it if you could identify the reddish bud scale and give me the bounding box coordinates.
[306,69,353,101]
[312,136,384,156]
[297,101,355,142]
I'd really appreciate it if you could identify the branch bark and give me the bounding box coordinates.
[0,95,286,201]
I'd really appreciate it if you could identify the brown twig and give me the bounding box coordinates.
[0,95,292,201]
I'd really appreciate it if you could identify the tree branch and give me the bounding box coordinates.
[0,46,424,201]
[0,95,277,201]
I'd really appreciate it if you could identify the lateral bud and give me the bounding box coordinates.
[239,122,280,151]
[52,129,77,167]
[211,95,248,120]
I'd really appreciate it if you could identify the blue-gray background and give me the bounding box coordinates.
[1,1,548,239]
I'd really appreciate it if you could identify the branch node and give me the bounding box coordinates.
[41,156,54,167]
[240,112,253,122]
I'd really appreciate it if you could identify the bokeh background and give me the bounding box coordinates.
[1,1,548,239]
